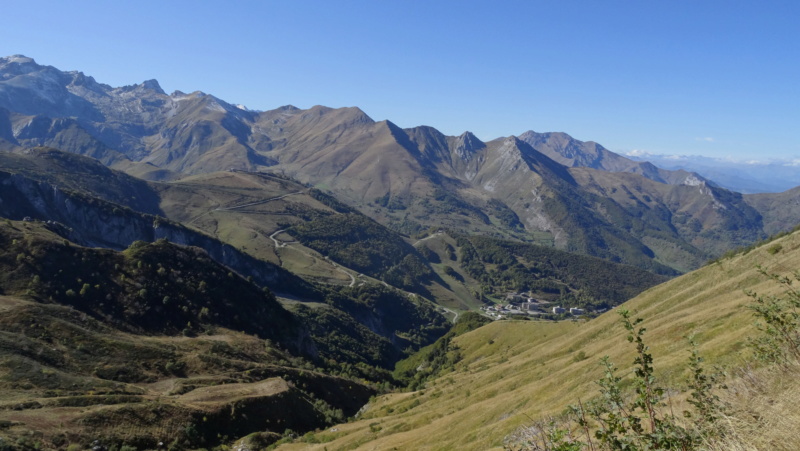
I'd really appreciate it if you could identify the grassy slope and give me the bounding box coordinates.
[158,172,448,294]
[278,227,800,450]
[157,171,324,267]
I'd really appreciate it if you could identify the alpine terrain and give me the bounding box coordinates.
[0,55,798,450]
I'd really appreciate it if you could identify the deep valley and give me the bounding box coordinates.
[0,55,799,450]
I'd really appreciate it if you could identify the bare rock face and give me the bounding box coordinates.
[453,131,485,161]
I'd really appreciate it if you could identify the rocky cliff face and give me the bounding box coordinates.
[0,170,306,293]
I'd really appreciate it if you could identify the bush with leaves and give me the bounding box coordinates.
[746,266,800,364]
[506,310,725,450]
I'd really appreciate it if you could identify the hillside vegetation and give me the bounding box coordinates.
[0,220,449,367]
[292,284,449,369]
[2,231,300,345]
[0,222,383,450]
[0,150,452,358]
[413,232,667,311]
[276,226,800,450]
[0,220,452,450]
[2,56,800,450]
[287,212,435,293]
[453,233,667,307]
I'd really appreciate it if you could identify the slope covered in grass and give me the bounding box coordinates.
[277,226,800,450]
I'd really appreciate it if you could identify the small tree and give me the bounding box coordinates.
[746,266,800,364]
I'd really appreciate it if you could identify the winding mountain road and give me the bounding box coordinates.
[440,306,459,323]
[269,229,288,248]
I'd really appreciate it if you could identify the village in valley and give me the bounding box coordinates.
[479,292,600,320]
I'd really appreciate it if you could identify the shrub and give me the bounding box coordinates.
[506,310,725,450]
[746,266,800,364]
[572,351,587,363]
[766,244,783,255]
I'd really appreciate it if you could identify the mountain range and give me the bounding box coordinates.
[627,151,800,194]
[1,54,800,449]
[1,54,798,276]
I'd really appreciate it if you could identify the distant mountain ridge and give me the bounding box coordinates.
[0,55,797,273]
[517,130,706,185]
[0,54,704,187]
[627,151,800,194]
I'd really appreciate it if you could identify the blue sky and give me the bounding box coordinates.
[2,0,798,160]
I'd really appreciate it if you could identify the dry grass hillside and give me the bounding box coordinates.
[278,227,800,450]
[156,170,340,276]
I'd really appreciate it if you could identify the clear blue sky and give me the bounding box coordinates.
[2,0,798,160]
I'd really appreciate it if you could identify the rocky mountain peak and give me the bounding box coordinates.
[519,130,589,159]
[67,71,100,87]
[457,131,484,148]
[1,54,37,66]
[682,173,706,187]
[503,135,524,147]
[518,130,544,143]
[140,79,165,95]
[168,90,215,103]
[297,105,375,130]
[0,55,46,81]
[453,131,485,161]
[340,106,374,125]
